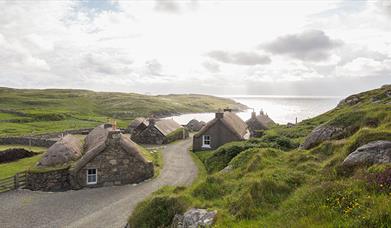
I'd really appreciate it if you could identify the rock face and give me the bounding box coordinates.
[172,208,217,228]
[300,125,344,149]
[338,95,361,106]
[342,141,391,167]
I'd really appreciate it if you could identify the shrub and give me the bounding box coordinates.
[128,195,189,228]
[366,168,391,193]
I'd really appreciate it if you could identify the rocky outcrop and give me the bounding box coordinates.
[338,95,361,106]
[171,208,217,228]
[300,125,345,149]
[342,141,391,167]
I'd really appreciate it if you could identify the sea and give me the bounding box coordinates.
[165,95,342,125]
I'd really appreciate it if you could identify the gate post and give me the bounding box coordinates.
[14,174,19,189]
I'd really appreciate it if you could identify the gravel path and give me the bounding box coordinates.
[0,138,197,228]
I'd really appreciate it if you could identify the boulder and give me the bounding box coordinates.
[300,125,344,149]
[342,141,391,167]
[338,95,361,107]
[171,208,217,228]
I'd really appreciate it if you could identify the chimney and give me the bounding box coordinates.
[104,123,113,129]
[148,118,156,126]
[260,109,264,115]
[215,110,224,119]
[251,111,256,119]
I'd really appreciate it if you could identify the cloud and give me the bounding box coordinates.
[145,59,163,75]
[261,30,343,61]
[202,61,220,73]
[339,57,391,78]
[378,0,391,17]
[207,50,271,66]
[154,0,180,13]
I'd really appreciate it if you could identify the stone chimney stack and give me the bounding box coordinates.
[148,118,156,126]
[215,109,224,119]
[260,109,264,115]
[251,111,256,119]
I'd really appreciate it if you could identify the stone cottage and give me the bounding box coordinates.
[186,119,206,132]
[26,124,154,191]
[131,118,188,145]
[246,110,275,137]
[128,117,149,134]
[193,109,249,151]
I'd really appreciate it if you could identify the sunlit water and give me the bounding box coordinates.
[165,95,342,125]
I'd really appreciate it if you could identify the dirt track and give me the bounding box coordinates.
[0,138,197,228]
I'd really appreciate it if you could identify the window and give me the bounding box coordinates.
[202,135,211,148]
[86,168,97,185]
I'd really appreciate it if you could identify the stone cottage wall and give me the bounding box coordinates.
[26,168,71,191]
[73,137,154,188]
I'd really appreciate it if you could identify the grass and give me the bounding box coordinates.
[127,85,391,227]
[0,87,246,137]
[0,145,47,178]
[138,145,163,178]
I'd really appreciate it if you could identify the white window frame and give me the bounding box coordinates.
[202,135,211,148]
[86,168,97,185]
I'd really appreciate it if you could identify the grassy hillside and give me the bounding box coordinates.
[0,87,246,136]
[129,85,391,227]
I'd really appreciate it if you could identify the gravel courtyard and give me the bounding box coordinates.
[0,138,197,228]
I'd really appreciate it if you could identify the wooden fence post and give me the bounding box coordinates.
[14,174,19,190]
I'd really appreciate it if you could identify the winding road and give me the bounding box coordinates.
[0,138,197,228]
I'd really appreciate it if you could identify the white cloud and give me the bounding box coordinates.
[0,0,389,95]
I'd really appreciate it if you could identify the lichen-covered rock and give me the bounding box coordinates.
[342,141,391,167]
[338,95,361,106]
[171,208,217,228]
[300,125,344,149]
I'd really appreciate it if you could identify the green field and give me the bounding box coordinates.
[128,85,391,227]
[0,145,46,178]
[0,87,246,136]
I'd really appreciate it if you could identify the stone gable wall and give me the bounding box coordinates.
[74,135,154,188]
[131,126,166,145]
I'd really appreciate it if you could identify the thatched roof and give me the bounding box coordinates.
[154,119,182,136]
[129,117,148,129]
[186,119,206,131]
[38,135,83,167]
[71,125,148,174]
[246,112,275,130]
[194,112,248,139]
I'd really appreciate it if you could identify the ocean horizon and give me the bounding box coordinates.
[166,95,343,125]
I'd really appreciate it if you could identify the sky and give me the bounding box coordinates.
[0,0,390,96]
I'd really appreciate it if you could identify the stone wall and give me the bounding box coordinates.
[0,137,57,147]
[36,128,93,139]
[26,168,71,191]
[73,134,154,188]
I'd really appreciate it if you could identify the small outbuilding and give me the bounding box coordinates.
[246,110,275,137]
[193,109,249,151]
[128,117,149,134]
[186,119,206,132]
[131,118,188,145]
